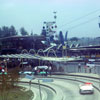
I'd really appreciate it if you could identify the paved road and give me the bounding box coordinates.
[20,73,100,100]
[40,78,100,100]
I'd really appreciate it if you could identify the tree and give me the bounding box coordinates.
[0,26,17,38]
[0,28,2,38]
[0,67,20,100]
[70,37,79,42]
[9,25,17,36]
[20,27,28,35]
[2,26,10,37]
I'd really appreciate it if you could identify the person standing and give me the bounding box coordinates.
[0,65,2,73]
[84,64,87,73]
[34,67,37,75]
[78,63,81,72]
[49,66,52,76]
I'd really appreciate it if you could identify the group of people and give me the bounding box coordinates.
[78,62,96,73]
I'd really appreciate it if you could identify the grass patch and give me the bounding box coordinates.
[0,86,34,100]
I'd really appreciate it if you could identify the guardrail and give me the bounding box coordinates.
[19,81,57,94]
[51,73,100,92]
[53,72,100,80]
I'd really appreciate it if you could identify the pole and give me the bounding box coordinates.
[29,80,31,90]
[99,69,100,90]
[38,80,42,100]
[99,75,100,90]
[98,16,100,89]
[39,59,40,66]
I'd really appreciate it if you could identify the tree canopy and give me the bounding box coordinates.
[0,26,30,38]
[70,37,79,41]
[20,27,28,36]
[0,26,18,38]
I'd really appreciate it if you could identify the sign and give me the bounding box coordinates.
[88,59,95,62]
[86,63,95,68]
[63,46,66,49]
[25,75,34,80]
[42,78,54,82]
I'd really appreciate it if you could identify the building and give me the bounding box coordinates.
[0,35,46,54]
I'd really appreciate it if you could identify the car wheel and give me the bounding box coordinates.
[91,91,94,94]
[79,90,82,94]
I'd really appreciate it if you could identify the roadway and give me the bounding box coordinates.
[20,74,100,100]
[39,78,100,100]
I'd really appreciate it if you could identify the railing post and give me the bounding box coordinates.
[38,79,42,100]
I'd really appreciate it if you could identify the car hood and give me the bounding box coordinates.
[80,85,93,90]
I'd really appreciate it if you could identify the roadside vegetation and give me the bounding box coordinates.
[0,67,34,100]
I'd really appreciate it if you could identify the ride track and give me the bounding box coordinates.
[19,73,100,100]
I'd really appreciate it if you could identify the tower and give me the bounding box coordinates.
[42,12,57,42]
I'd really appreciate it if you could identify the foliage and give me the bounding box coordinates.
[9,67,20,87]
[9,26,18,36]
[0,26,18,38]
[0,86,33,100]
[0,25,31,38]
[0,67,20,100]
[0,66,34,100]
[70,37,79,41]
[20,27,28,36]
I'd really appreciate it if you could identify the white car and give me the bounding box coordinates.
[79,82,94,94]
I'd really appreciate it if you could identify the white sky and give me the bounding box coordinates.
[0,0,100,37]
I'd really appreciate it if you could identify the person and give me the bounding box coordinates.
[89,67,91,73]
[0,65,2,73]
[45,68,48,76]
[78,63,81,72]
[84,65,87,73]
[94,66,96,74]
[48,66,52,76]
[34,67,37,75]
[2,68,5,74]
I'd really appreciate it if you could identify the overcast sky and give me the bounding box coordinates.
[0,0,100,38]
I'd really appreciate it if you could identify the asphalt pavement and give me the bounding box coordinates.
[20,72,100,100]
